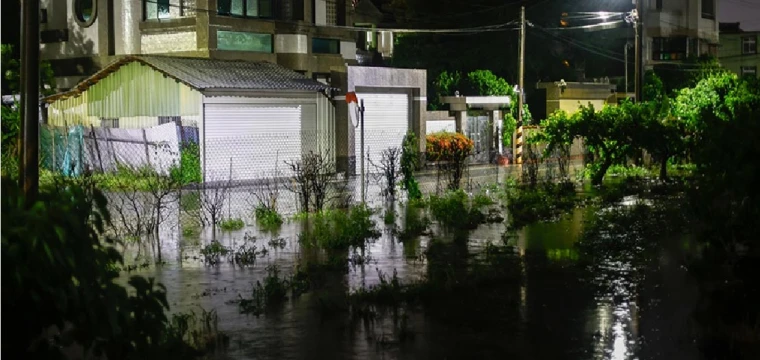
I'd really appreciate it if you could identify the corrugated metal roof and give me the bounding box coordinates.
[46,56,335,102]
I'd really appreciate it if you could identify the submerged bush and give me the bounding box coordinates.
[238,265,291,316]
[219,218,245,231]
[1,177,215,358]
[299,205,381,250]
[506,181,576,228]
[255,205,283,231]
[428,190,488,230]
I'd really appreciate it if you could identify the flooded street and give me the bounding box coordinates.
[121,193,702,360]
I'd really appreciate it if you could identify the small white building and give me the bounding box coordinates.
[44,56,336,182]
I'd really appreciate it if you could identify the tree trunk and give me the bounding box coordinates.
[659,156,668,181]
[591,160,612,186]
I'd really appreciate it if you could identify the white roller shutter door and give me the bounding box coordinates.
[204,103,303,181]
[354,93,409,175]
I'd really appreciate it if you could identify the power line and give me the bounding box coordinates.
[143,0,521,34]
[530,25,626,63]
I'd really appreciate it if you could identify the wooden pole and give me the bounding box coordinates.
[143,128,151,167]
[90,125,104,172]
[21,0,40,198]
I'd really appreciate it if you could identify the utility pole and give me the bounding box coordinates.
[624,43,628,94]
[516,5,526,165]
[21,0,40,199]
[634,0,642,102]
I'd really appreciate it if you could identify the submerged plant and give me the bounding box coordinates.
[428,190,487,231]
[219,218,245,231]
[255,205,283,231]
[299,205,381,250]
[238,265,291,316]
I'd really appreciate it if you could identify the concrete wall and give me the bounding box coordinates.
[642,0,719,67]
[537,82,617,117]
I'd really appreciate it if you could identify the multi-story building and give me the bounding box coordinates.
[39,0,392,91]
[641,0,720,67]
[719,22,759,78]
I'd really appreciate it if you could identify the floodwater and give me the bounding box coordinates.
[120,190,703,360]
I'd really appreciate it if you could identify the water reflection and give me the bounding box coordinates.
[117,196,700,359]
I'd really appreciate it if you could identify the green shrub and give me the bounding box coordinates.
[219,218,245,231]
[200,240,230,264]
[401,131,422,200]
[398,203,430,242]
[383,208,397,225]
[428,190,487,230]
[505,182,576,228]
[299,204,380,250]
[1,177,208,358]
[238,265,291,316]
[255,205,283,231]
[170,142,201,185]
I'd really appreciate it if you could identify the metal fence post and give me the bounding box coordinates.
[360,99,365,204]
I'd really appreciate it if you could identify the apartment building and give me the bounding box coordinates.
[719,22,759,78]
[642,0,720,67]
[39,0,390,90]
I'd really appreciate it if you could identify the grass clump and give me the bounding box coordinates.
[255,205,283,231]
[428,189,488,231]
[238,265,291,316]
[505,181,576,228]
[299,205,381,250]
[165,309,229,355]
[219,218,245,231]
[200,240,230,265]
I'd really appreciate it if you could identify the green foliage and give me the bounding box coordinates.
[299,205,381,250]
[238,265,290,316]
[400,131,422,200]
[383,208,397,225]
[2,44,57,96]
[1,104,20,178]
[398,203,430,241]
[170,142,201,185]
[463,70,514,97]
[219,218,245,231]
[255,205,283,231]
[200,240,230,265]
[502,111,516,147]
[505,182,576,228]
[428,190,488,231]
[1,178,205,358]
[433,70,462,106]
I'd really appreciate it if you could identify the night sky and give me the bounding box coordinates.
[720,0,760,31]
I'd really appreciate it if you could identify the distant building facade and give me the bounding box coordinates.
[642,0,720,67]
[39,0,393,91]
[719,22,759,78]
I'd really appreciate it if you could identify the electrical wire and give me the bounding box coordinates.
[143,0,521,34]
[530,25,626,63]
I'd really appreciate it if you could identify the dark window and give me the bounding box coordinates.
[40,9,48,23]
[656,0,662,10]
[145,0,171,20]
[100,118,119,128]
[41,29,69,43]
[701,0,715,19]
[312,38,340,54]
[159,116,181,125]
[652,37,687,61]
[75,0,95,23]
[743,36,757,55]
[218,0,272,18]
[741,66,757,78]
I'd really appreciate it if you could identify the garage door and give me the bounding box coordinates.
[354,93,409,175]
[204,103,315,181]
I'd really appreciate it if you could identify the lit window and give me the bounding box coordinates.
[743,36,757,55]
